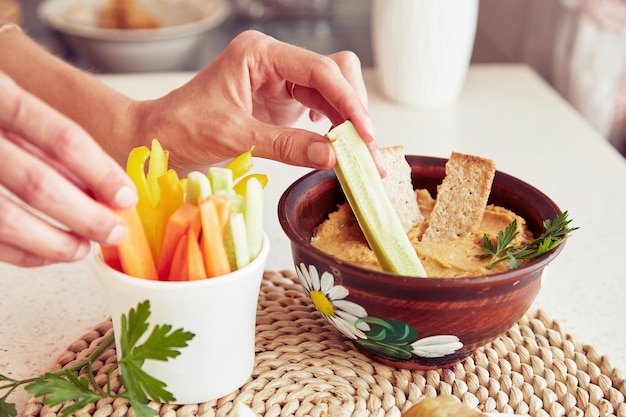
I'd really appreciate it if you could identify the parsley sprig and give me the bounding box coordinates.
[479,211,578,269]
[0,300,195,417]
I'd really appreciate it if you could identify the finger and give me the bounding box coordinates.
[0,73,137,210]
[328,50,369,107]
[0,240,49,267]
[288,84,342,125]
[272,47,386,175]
[288,83,387,176]
[268,45,375,144]
[0,134,128,246]
[221,112,336,169]
[0,192,90,264]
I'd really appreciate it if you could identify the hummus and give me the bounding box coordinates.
[311,189,534,278]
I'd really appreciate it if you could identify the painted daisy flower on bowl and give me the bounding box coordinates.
[296,263,463,361]
[296,262,369,340]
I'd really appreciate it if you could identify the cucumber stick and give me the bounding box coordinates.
[186,171,212,204]
[326,121,427,277]
[244,176,264,259]
[208,167,233,194]
[225,212,250,270]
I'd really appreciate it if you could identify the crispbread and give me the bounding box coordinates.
[381,146,423,232]
[422,152,496,242]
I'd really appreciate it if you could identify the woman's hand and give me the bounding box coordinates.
[133,30,386,176]
[0,71,137,267]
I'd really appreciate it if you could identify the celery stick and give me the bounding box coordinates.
[186,171,212,204]
[225,212,250,270]
[326,121,427,277]
[244,176,264,260]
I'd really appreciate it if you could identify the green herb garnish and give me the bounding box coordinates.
[0,300,195,417]
[479,211,578,269]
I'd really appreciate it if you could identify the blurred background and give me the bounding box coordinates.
[5,0,626,157]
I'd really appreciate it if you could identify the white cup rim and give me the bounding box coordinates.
[89,232,270,289]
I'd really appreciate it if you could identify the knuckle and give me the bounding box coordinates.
[230,30,269,56]
[83,212,114,242]
[272,130,299,163]
[332,50,362,70]
[18,169,57,208]
[47,124,84,160]
[314,55,341,77]
[0,198,20,239]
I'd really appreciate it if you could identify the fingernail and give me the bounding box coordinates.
[367,120,376,138]
[307,142,333,168]
[113,185,138,208]
[104,223,127,245]
[72,241,91,261]
[309,110,325,122]
[372,146,388,177]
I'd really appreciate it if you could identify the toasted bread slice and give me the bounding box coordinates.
[422,152,496,242]
[381,146,423,233]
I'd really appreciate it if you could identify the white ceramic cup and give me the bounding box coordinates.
[371,0,478,107]
[84,233,270,404]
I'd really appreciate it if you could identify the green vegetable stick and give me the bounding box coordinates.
[226,193,245,214]
[225,212,251,270]
[208,167,234,194]
[244,176,264,260]
[326,121,427,277]
[186,171,212,204]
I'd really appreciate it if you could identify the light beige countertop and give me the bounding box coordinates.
[2,64,625,413]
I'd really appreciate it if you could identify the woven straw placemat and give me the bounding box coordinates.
[24,270,626,417]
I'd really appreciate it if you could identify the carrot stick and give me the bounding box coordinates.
[115,207,158,280]
[100,245,122,272]
[199,196,231,277]
[211,194,229,235]
[157,202,198,280]
[168,232,188,281]
[186,216,206,280]
[155,169,184,259]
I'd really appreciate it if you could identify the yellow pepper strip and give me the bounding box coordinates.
[233,173,268,196]
[155,169,184,260]
[136,206,160,270]
[226,147,254,180]
[125,145,160,263]
[125,145,151,208]
[146,139,168,208]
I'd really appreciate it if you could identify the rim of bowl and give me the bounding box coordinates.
[37,0,230,41]
[278,155,566,289]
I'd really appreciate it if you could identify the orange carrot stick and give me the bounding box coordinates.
[199,196,231,277]
[186,211,207,281]
[155,169,184,259]
[168,232,188,281]
[158,202,198,280]
[100,245,122,272]
[115,207,158,280]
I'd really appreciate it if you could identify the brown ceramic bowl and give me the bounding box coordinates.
[278,155,565,370]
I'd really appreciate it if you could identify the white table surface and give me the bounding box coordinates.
[2,64,625,413]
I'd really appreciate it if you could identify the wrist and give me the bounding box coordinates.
[101,98,149,165]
